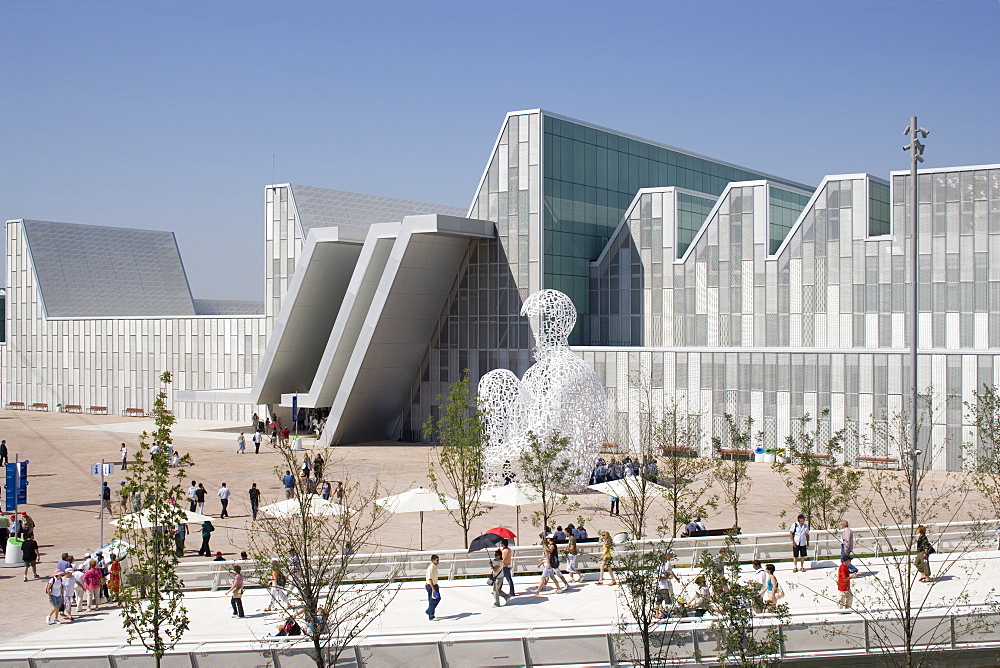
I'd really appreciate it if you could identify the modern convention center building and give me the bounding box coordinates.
[4,110,999,470]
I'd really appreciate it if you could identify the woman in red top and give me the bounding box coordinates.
[83,560,103,610]
[108,557,122,602]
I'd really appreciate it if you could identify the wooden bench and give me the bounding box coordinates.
[124,408,147,417]
[801,453,832,462]
[719,448,753,460]
[661,446,698,457]
[63,405,82,413]
[29,403,49,411]
[89,406,108,414]
[687,527,741,538]
[857,455,899,469]
[5,402,25,410]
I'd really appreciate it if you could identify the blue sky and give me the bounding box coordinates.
[2,1,998,300]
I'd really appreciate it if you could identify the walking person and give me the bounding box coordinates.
[195,483,207,514]
[915,545,933,582]
[840,520,858,573]
[199,520,215,557]
[226,565,246,618]
[101,482,114,517]
[282,471,296,499]
[0,513,9,554]
[237,433,246,455]
[120,443,128,470]
[265,561,290,611]
[320,480,331,501]
[425,555,441,621]
[596,530,617,585]
[789,514,810,572]
[252,430,262,454]
[21,533,40,581]
[564,530,581,582]
[916,524,934,567]
[762,563,782,610]
[188,481,198,512]
[21,512,35,539]
[249,483,261,520]
[0,439,8,466]
[45,570,66,624]
[218,483,231,518]
[61,568,77,621]
[500,539,515,598]
[488,548,510,607]
[837,555,857,608]
[610,494,620,516]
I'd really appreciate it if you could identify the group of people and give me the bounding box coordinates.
[43,551,122,625]
[590,455,659,486]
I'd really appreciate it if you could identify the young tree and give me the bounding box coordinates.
[247,442,399,668]
[518,431,581,531]
[800,404,997,668]
[655,406,717,537]
[697,532,789,667]
[615,540,687,668]
[965,384,1000,518]
[711,414,756,531]
[771,411,863,536]
[115,372,194,668]
[424,374,488,548]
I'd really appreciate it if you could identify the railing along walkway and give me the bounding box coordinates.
[173,518,995,591]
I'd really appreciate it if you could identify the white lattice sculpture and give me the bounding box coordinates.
[479,289,608,487]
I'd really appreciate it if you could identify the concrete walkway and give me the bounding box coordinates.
[4,550,998,653]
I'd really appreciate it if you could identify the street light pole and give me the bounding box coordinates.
[904,117,928,527]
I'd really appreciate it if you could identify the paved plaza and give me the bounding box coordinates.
[0,409,989,648]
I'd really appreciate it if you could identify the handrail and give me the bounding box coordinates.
[3,602,1000,666]
[172,518,997,590]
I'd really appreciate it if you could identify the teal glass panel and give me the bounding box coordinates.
[676,193,716,258]
[869,179,891,237]
[769,187,812,254]
[542,114,812,344]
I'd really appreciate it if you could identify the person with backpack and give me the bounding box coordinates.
[198,520,215,557]
[266,561,290,611]
[45,569,67,624]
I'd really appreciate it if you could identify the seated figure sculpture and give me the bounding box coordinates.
[478,289,608,487]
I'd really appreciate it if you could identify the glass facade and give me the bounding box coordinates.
[676,192,716,258]
[542,114,812,344]
[868,179,891,237]
[769,186,812,254]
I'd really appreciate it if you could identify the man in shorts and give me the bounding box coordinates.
[789,514,810,572]
[21,534,40,581]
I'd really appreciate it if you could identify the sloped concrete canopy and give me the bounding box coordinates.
[321,214,494,444]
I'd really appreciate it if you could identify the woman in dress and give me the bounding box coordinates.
[596,531,617,585]
[108,556,122,603]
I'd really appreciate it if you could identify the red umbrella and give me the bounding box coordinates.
[484,527,516,539]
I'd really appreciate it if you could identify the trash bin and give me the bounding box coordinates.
[753,446,767,463]
[6,537,23,566]
[612,531,629,544]
[291,436,304,451]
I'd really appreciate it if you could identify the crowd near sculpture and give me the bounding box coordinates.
[478,289,608,487]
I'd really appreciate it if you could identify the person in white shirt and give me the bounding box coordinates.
[654,551,680,617]
[187,482,199,513]
[120,443,128,470]
[746,559,767,611]
[218,483,231,518]
[789,514,810,572]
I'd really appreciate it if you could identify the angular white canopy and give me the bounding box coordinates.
[261,494,354,518]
